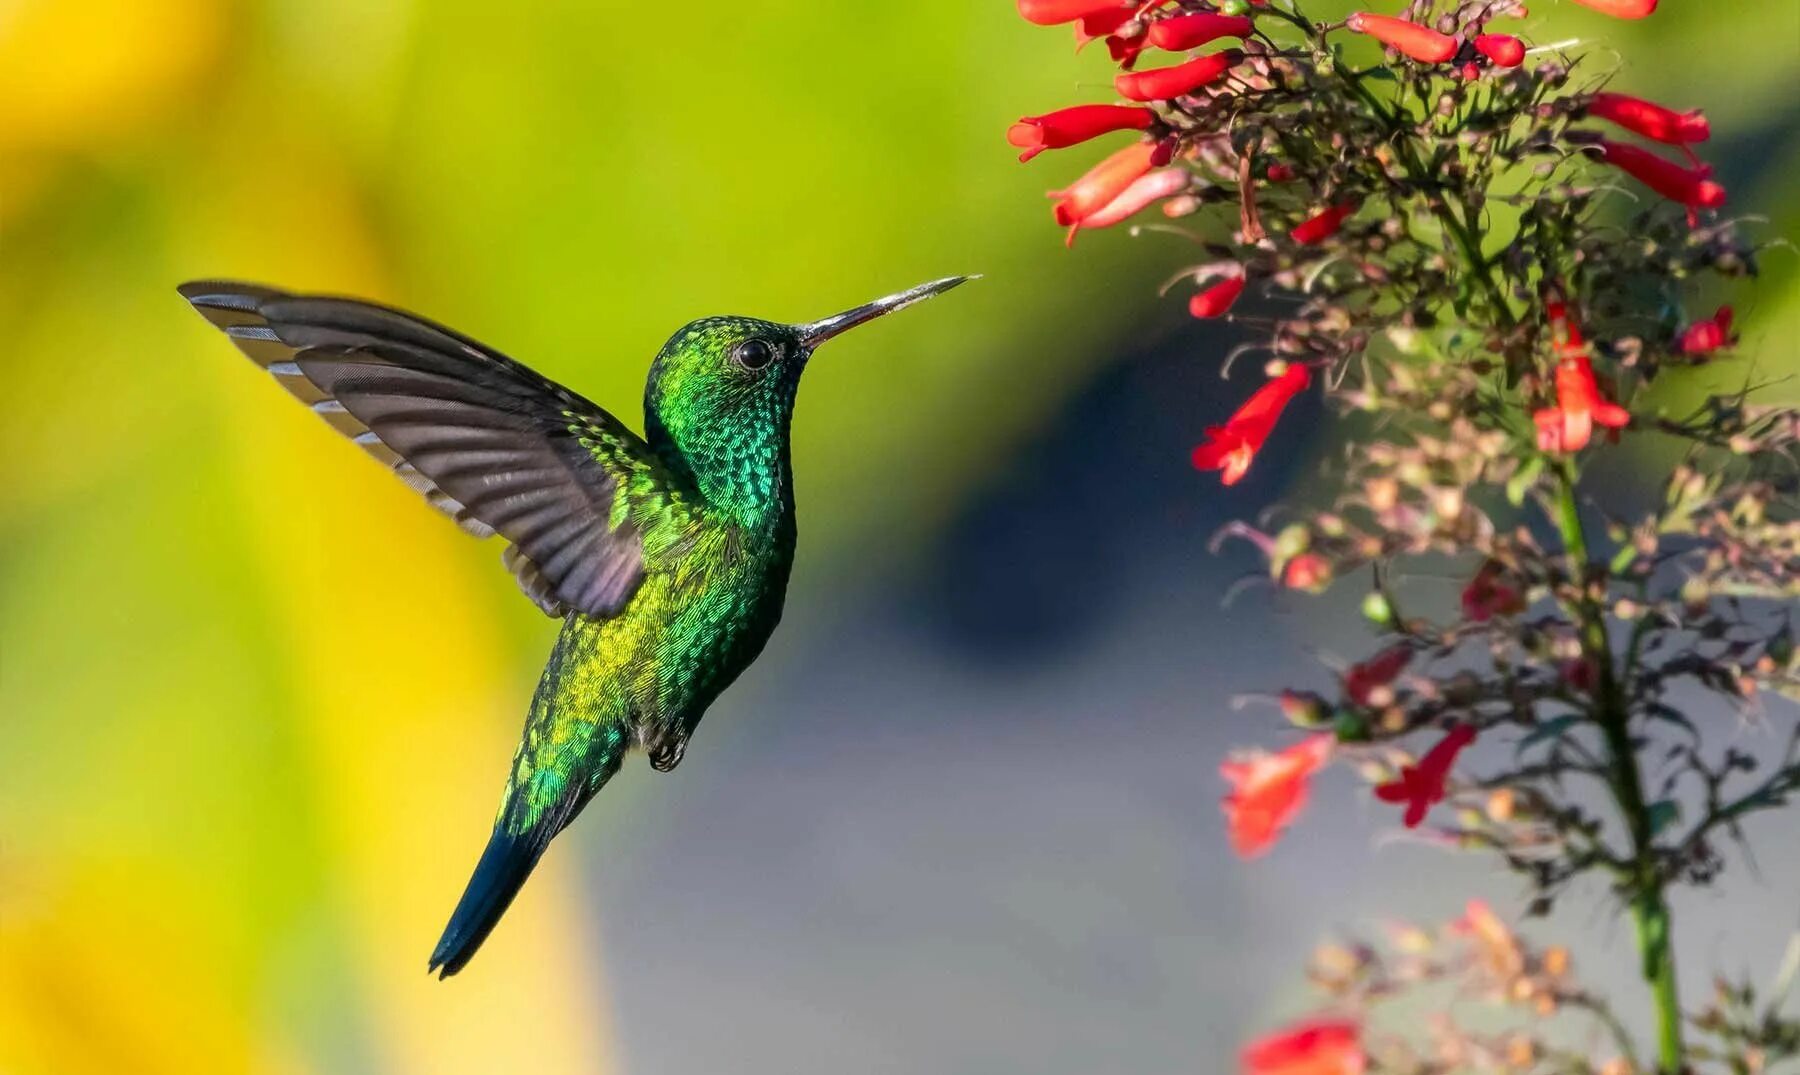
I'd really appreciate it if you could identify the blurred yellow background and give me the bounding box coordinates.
[1,1,1795,1072]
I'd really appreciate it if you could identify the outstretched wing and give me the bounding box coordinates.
[179,280,686,619]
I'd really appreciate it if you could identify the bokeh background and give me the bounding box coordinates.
[3,1,1798,1071]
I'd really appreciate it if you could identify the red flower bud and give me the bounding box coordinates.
[1067,167,1190,244]
[1346,12,1458,64]
[1596,140,1726,210]
[1145,12,1253,52]
[1189,270,1246,318]
[1475,34,1526,67]
[1344,643,1411,706]
[1282,552,1333,592]
[1008,104,1159,162]
[1048,141,1157,228]
[1265,163,1297,182]
[1114,49,1243,102]
[1015,0,1131,26]
[1289,202,1357,245]
[1677,306,1735,356]
[1571,0,1657,17]
[1462,560,1526,621]
[1588,92,1710,145]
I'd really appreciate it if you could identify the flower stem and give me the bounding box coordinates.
[1552,463,1684,1072]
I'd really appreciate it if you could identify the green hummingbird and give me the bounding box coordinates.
[178,275,972,976]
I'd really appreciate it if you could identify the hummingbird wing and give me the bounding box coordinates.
[179,281,691,619]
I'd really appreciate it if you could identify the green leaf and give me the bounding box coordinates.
[1516,715,1582,756]
[1646,799,1681,837]
[1507,457,1544,506]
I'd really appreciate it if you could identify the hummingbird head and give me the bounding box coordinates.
[643,276,973,523]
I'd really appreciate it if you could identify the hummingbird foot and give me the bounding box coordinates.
[647,735,687,773]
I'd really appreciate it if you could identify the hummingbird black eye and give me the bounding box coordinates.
[731,338,776,371]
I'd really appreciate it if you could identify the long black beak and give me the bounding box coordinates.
[798,276,976,349]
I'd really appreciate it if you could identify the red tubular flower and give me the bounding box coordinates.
[1074,6,1134,44]
[1016,0,1131,26]
[1475,34,1526,68]
[1534,355,1630,452]
[1242,1018,1365,1075]
[1588,92,1710,145]
[1008,104,1158,163]
[1571,0,1657,17]
[1067,167,1190,244]
[1190,269,1246,318]
[1290,202,1357,245]
[1145,12,1253,51]
[1191,363,1312,485]
[1049,141,1156,228]
[1220,735,1333,858]
[1344,643,1411,706]
[1114,48,1243,102]
[1461,561,1525,622]
[1375,724,1477,827]
[1346,13,1458,64]
[1678,305,1735,356]
[1597,140,1726,210]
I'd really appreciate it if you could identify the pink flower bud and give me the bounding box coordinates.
[1048,141,1157,228]
[1067,167,1191,245]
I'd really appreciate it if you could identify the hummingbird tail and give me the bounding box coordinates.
[427,822,553,978]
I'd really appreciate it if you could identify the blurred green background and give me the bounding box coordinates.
[2,2,1795,1072]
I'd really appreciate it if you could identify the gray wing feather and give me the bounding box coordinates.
[179,280,653,619]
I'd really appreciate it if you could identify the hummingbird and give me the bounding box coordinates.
[178,275,972,976]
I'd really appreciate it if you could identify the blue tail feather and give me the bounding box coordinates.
[429,825,549,978]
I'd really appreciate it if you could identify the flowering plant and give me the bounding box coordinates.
[1011,1,1798,1071]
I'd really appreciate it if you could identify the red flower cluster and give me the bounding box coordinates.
[1011,0,1253,237]
[1581,89,1722,221]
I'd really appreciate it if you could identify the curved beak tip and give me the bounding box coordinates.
[799,274,979,349]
